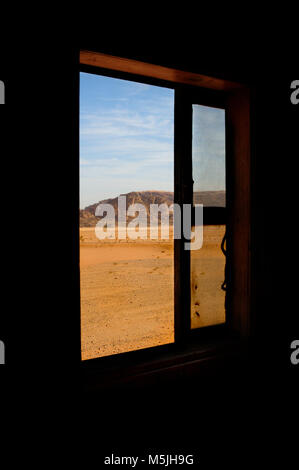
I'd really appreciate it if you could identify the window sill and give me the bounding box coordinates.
[81,335,248,392]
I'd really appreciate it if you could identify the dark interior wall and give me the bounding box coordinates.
[1,40,297,382]
[1,33,297,466]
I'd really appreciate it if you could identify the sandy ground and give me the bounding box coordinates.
[80,226,225,360]
[191,226,226,328]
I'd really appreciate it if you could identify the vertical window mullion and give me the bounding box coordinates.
[174,88,193,343]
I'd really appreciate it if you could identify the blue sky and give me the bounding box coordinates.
[80,72,226,209]
[192,104,226,194]
[80,72,174,208]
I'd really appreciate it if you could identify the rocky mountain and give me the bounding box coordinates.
[80,190,225,227]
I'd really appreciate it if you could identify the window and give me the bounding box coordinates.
[80,72,175,359]
[79,51,251,372]
[191,104,226,329]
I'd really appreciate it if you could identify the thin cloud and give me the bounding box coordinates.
[80,72,174,206]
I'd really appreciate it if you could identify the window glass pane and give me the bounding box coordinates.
[191,105,226,329]
[80,72,174,359]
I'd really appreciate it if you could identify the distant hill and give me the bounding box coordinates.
[80,190,225,227]
[193,191,225,206]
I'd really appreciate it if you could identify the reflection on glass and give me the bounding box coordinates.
[191,105,226,329]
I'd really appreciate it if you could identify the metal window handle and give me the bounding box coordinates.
[221,230,227,292]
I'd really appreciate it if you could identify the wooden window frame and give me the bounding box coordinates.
[78,50,251,388]
[174,87,227,344]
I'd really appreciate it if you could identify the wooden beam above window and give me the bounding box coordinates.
[80,50,243,91]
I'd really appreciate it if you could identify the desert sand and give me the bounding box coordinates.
[80,225,225,360]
